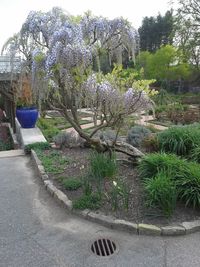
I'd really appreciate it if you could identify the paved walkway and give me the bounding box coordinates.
[64,115,168,134]
[135,115,168,131]
[46,109,168,133]
[1,152,200,267]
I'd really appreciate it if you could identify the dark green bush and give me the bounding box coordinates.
[158,125,200,157]
[73,193,101,210]
[62,178,82,190]
[138,153,187,180]
[144,171,177,217]
[25,142,51,154]
[127,125,152,147]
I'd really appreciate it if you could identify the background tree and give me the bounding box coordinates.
[138,10,174,52]
[136,45,192,91]
[174,0,200,70]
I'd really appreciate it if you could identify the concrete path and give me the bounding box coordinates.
[46,109,168,134]
[135,115,168,131]
[64,114,168,134]
[64,117,101,133]
[1,153,200,267]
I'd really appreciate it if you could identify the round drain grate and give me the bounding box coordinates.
[91,238,117,256]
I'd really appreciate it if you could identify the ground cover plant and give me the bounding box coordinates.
[62,178,82,191]
[34,147,70,174]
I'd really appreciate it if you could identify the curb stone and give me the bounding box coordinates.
[114,219,138,234]
[31,149,200,236]
[181,220,200,234]
[87,212,116,228]
[161,226,186,236]
[138,224,161,236]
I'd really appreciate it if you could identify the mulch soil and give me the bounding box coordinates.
[44,146,200,226]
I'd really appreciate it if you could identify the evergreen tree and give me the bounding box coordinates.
[138,10,174,52]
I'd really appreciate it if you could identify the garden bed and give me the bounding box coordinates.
[33,145,200,226]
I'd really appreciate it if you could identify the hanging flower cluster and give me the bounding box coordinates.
[83,74,153,121]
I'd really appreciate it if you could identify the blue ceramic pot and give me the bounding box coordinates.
[16,107,38,128]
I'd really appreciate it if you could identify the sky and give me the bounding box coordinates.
[0,0,171,52]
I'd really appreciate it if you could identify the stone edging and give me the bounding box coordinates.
[31,149,200,236]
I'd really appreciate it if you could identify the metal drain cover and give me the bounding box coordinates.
[91,238,117,256]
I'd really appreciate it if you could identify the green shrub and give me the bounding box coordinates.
[127,125,151,147]
[138,153,187,180]
[25,142,51,154]
[176,162,200,208]
[62,178,82,190]
[89,151,117,179]
[158,125,200,157]
[73,193,101,210]
[144,171,177,217]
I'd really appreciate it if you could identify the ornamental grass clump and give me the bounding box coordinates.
[89,151,118,179]
[139,152,200,210]
[138,152,188,180]
[158,125,200,157]
[144,171,177,217]
[176,161,200,208]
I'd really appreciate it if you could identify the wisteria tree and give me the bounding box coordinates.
[3,7,155,158]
